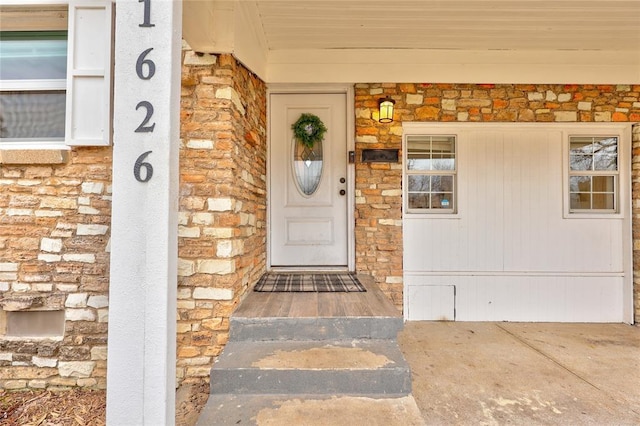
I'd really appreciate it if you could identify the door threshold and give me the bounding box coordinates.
[269,266,350,273]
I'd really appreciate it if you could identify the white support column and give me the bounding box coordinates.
[107,0,181,424]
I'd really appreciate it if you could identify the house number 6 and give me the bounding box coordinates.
[134,151,154,182]
[134,0,156,183]
[136,48,156,80]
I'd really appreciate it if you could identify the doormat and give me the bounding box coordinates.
[254,273,366,292]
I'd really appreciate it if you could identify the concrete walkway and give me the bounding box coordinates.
[399,322,640,425]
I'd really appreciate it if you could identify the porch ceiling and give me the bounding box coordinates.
[182,0,640,84]
[255,0,640,51]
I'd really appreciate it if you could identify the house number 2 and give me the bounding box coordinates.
[134,0,156,182]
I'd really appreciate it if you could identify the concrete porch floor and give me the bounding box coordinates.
[400,322,640,425]
[196,321,639,425]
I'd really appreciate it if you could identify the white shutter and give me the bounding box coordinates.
[65,0,113,146]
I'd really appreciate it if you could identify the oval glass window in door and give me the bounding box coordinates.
[292,138,323,196]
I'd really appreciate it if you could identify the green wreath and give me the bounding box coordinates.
[292,113,327,149]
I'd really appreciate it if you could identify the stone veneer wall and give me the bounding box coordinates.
[354,83,640,314]
[0,147,112,390]
[0,47,267,390]
[177,48,267,383]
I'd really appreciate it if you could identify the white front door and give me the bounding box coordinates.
[269,93,348,267]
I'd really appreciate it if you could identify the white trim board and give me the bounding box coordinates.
[405,275,625,323]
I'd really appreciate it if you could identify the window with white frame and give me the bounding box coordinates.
[0,31,68,144]
[0,2,112,150]
[568,135,618,213]
[405,135,457,213]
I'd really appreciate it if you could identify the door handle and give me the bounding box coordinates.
[339,189,346,196]
[339,177,346,184]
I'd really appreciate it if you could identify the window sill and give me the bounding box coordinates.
[404,212,462,219]
[563,212,625,220]
[0,335,63,342]
[0,145,70,165]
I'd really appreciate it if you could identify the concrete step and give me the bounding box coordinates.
[210,340,412,395]
[229,316,404,341]
[196,394,425,426]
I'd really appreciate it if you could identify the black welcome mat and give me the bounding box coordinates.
[254,273,366,292]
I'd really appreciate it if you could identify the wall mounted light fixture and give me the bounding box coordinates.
[378,97,395,123]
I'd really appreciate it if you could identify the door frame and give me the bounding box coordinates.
[266,84,356,271]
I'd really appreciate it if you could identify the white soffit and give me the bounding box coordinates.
[183,0,640,84]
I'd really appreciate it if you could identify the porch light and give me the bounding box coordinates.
[378,97,395,123]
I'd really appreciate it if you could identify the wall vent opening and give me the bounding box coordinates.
[4,310,65,337]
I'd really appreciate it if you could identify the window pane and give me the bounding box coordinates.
[570,138,593,154]
[292,139,323,196]
[407,137,432,171]
[431,193,454,209]
[431,156,455,171]
[431,137,455,153]
[407,138,431,155]
[593,154,617,171]
[570,136,618,172]
[431,175,454,192]
[407,156,455,171]
[592,193,615,210]
[570,176,615,211]
[592,176,615,192]
[408,175,455,211]
[407,135,455,171]
[570,154,592,171]
[569,176,591,192]
[408,175,430,192]
[597,137,617,154]
[570,193,591,210]
[408,193,430,209]
[568,136,618,213]
[594,137,617,171]
[0,32,67,80]
[406,157,433,171]
[431,137,455,171]
[0,91,66,140]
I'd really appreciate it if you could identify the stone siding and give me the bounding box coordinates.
[0,48,268,389]
[354,83,640,311]
[177,48,267,383]
[0,147,112,390]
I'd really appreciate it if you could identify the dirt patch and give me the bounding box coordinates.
[0,389,106,426]
[176,381,210,426]
[0,381,209,426]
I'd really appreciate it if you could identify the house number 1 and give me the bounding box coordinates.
[134,0,156,182]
